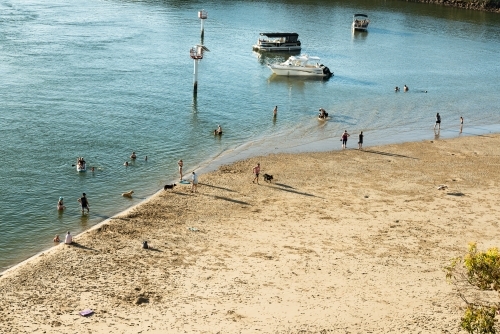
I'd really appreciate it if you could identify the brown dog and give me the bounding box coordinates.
[122,190,134,198]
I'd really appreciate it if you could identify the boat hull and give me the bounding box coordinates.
[253,44,301,52]
[268,65,329,77]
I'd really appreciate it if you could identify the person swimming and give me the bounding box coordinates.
[214,125,222,135]
[318,108,328,119]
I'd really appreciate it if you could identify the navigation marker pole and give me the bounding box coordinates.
[190,44,210,95]
[198,10,207,38]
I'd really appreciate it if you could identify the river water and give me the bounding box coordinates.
[1,0,499,271]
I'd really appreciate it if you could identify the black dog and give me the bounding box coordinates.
[263,174,273,183]
[164,183,177,191]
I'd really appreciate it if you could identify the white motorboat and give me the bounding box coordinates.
[267,55,333,77]
[253,33,301,52]
[352,14,369,31]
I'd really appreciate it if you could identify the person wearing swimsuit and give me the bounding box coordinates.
[78,193,90,214]
[341,130,350,149]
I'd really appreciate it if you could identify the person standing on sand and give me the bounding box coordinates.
[78,193,90,214]
[460,116,463,133]
[434,113,441,130]
[178,159,183,180]
[252,162,260,184]
[341,130,350,149]
[273,106,278,118]
[191,171,198,193]
[358,131,364,150]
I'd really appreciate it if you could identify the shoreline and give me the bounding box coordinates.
[2,122,500,276]
[2,133,500,332]
[402,0,500,13]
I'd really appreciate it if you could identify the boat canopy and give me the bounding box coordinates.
[259,32,299,42]
[260,33,299,38]
[353,14,368,17]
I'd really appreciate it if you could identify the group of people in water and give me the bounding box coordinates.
[76,157,86,169]
[394,84,409,92]
[213,125,222,135]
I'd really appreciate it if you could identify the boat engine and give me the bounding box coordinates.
[320,65,333,77]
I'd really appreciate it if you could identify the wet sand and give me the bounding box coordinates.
[1,134,500,333]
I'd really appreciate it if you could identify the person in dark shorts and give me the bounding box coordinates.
[341,130,350,149]
[78,193,90,214]
[358,131,364,150]
[434,113,441,130]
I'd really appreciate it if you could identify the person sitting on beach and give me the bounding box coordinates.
[130,152,137,159]
[53,234,60,243]
[57,197,65,211]
[64,231,73,245]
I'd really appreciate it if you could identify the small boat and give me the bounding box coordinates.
[267,54,333,78]
[352,14,369,31]
[253,33,301,52]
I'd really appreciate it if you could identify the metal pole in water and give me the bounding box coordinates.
[198,10,207,38]
[193,58,198,94]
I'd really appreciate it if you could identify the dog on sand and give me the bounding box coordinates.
[263,174,273,183]
[122,190,134,198]
[164,184,177,191]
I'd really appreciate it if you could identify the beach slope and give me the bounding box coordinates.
[1,135,500,333]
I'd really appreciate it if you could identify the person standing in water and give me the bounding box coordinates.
[341,130,350,149]
[78,193,90,214]
[434,113,441,130]
[130,152,137,159]
[460,116,464,133]
[273,106,278,118]
[57,197,65,211]
[358,131,364,150]
[178,159,183,180]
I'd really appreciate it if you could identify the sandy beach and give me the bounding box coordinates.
[1,134,500,333]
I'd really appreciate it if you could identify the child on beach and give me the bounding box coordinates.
[252,163,260,184]
[191,172,198,193]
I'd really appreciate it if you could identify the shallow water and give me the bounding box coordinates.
[1,0,499,271]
